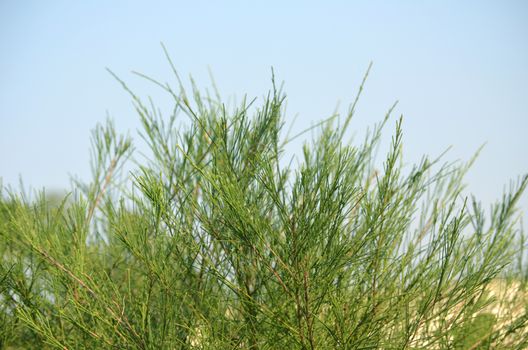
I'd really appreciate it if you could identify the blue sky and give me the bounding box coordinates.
[1,1,527,214]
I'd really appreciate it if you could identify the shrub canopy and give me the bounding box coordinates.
[1,62,527,349]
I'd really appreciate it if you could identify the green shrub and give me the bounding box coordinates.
[1,60,527,349]
[454,313,495,350]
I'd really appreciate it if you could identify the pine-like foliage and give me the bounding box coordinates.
[1,61,527,349]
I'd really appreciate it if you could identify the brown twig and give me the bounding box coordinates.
[86,158,117,223]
